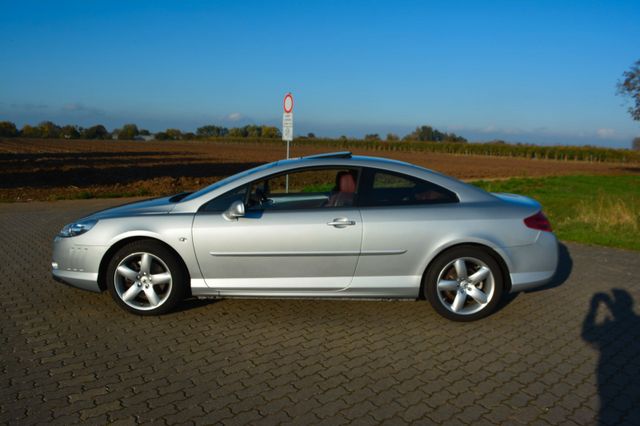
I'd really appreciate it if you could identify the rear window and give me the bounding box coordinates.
[359,169,458,207]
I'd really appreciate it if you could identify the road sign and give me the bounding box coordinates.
[283,93,294,113]
[282,93,293,144]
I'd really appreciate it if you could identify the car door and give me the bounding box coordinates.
[192,167,363,293]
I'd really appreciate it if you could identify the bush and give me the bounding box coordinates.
[82,125,110,139]
[117,124,139,140]
[20,124,42,138]
[0,121,18,137]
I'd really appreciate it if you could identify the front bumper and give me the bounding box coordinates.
[52,268,101,292]
[51,236,107,293]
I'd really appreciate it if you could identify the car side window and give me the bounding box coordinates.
[200,185,248,212]
[359,169,458,207]
[246,168,360,211]
[373,172,416,190]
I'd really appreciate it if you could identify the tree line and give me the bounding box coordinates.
[0,120,467,143]
[0,121,284,141]
[361,126,467,143]
[1,119,637,160]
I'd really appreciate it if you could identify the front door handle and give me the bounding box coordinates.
[327,218,356,227]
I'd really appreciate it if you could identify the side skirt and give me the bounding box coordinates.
[190,275,421,299]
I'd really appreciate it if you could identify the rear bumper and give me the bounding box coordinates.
[507,232,559,292]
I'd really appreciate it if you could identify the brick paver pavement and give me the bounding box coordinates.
[1,199,639,425]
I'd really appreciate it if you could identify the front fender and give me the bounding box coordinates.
[97,215,203,281]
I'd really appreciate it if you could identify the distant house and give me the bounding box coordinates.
[111,133,155,141]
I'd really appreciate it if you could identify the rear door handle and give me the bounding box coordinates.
[327,218,356,227]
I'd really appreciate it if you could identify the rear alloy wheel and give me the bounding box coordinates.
[106,241,187,315]
[425,246,504,321]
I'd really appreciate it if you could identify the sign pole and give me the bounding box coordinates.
[286,140,290,192]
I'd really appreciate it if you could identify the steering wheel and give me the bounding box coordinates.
[255,188,273,207]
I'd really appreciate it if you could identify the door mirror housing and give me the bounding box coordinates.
[222,200,245,221]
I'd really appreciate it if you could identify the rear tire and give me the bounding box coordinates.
[106,240,187,315]
[424,246,505,322]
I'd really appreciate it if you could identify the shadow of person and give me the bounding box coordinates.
[582,289,640,425]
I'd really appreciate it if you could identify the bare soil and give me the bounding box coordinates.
[1,138,637,201]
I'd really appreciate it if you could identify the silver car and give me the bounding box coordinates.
[51,152,558,321]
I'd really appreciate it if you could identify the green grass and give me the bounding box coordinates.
[472,175,640,251]
[300,183,334,193]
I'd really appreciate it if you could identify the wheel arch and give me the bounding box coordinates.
[418,242,512,299]
[97,236,191,294]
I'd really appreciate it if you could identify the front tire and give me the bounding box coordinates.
[106,240,187,315]
[424,246,505,322]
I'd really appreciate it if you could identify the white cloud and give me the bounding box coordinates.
[470,124,525,136]
[225,112,243,122]
[596,128,616,138]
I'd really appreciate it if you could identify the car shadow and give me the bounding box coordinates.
[171,297,220,313]
[499,241,573,307]
[582,289,640,424]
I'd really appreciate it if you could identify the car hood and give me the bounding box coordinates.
[85,196,177,220]
[492,192,541,211]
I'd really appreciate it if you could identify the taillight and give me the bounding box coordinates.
[524,211,552,232]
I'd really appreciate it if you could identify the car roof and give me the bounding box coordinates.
[278,152,415,169]
[297,151,353,160]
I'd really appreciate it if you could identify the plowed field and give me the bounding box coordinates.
[1,138,637,201]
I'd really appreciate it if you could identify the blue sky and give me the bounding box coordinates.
[1,0,639,147]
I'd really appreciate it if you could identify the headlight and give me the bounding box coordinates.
[58,219,98,238]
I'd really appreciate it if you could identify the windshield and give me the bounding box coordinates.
[180,162,277,202]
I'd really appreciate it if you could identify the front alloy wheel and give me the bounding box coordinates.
[425,246,504,321]
[106,241,187,315]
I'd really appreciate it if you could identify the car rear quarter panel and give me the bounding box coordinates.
[355,201,542,286]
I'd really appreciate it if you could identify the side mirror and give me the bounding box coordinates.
[222,200,245,221]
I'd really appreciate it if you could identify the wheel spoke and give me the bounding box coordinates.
[143,286,160,306]
[140,253,152,274]
[468,266,491,284]
[122,284,142,302]
[437,280,459,292]
[465,285,488,304]
[454,259,468,280]
[451,291,467,312]
[151,272,171,285]
[117,265,138,281]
